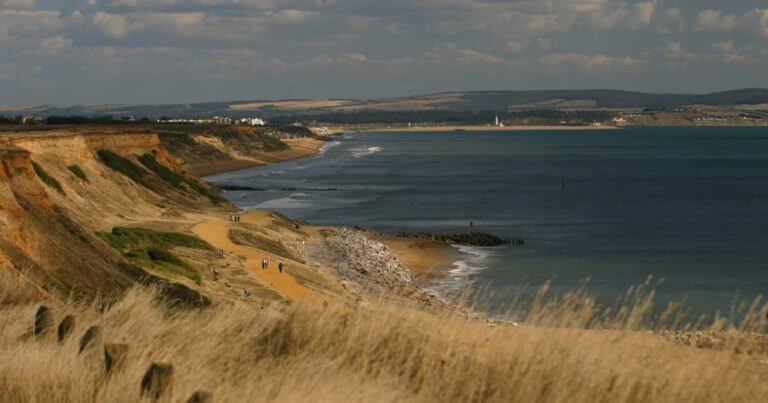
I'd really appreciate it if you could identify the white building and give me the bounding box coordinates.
[239,117,266,126]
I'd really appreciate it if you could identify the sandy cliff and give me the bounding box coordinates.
[0,129,228,299]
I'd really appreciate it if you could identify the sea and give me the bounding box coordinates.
[206,127,768,317]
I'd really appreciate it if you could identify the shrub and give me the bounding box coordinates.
[97,227,207,285]
[97,227,213,252]
[97,150,147,186]
[146,247,185,266]
[138,152,226,204]
[185,179,227,205]
[67,165,88,181]
[138,153,185,188]
[31,161,64,194]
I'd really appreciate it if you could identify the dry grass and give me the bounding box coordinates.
[2,280,768,402]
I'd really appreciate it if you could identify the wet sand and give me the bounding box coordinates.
[376,236,459,279]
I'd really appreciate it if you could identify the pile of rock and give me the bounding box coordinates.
[296,228,420,296]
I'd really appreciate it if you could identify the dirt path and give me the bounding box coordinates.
[192,217,313,303]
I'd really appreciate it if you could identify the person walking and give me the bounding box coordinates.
[278,262,284,273]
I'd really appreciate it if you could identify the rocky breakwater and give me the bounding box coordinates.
[294,228,441,308]
[375,230,522,247]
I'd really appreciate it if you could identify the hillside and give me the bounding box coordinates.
[3,89,768,119]
[0,125,328,302]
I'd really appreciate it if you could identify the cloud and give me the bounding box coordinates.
[2,0,768,103]
[38,35,73,53]
[694,8,768,36]
[0,0,36,8]
[92,11,129,38]
[656,7,686,34]
[694,10,738,32]
[537,52,644,72]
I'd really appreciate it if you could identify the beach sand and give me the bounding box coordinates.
[376,236,458,279]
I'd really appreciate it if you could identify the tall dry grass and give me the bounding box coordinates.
[1,280,768,402]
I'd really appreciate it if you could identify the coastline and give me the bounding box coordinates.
[375,236,459,279]
[191,132,462,284]
[372,125,619,132]
[189,136,331,176]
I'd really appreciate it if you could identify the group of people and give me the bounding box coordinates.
[229,214,241,222]
[260,257,285,273]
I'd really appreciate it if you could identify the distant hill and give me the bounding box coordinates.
[2,88,768,118]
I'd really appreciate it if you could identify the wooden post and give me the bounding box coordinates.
[34,306,53,336]
[79,326,102,353]
[57,315,76,343]
[104,343,129,373]
[141,363,174,400]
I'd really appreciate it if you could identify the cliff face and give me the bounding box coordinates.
[0,129,225,299]
[9,132,179,168]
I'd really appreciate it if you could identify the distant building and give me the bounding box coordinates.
[239,117,266,126]
[213,116,232,125]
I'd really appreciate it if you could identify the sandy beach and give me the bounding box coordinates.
[376,236,458,279]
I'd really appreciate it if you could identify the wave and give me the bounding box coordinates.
[319,141,342,155]
[350,146,382,158]
[426,245,495,299]
[244,194,314,209]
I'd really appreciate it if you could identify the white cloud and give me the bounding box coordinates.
[694,8,768,37]
[656,7,686,34]
[538,52,644,72]
[92,11,129,38]
[694,10,738,32]
[38,35,73,53]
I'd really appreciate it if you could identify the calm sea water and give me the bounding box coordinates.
[207,127,768,316]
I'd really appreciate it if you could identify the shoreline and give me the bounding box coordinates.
[191,130,472,284]
[371,125,619,132]
[375,236,460,279]
[190,136,331,176]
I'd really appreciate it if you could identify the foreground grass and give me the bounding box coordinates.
[1,283,768,402]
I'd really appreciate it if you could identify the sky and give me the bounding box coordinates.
[1,0,767,104]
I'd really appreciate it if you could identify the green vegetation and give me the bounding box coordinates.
[185,179,227,204]
[67,165,88,181]
[31,161,64,194]
[97,150,148,186]
[98,227,210,285]
[138,153,226,204]
[138,153,185,188]
[98,227,212,252]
